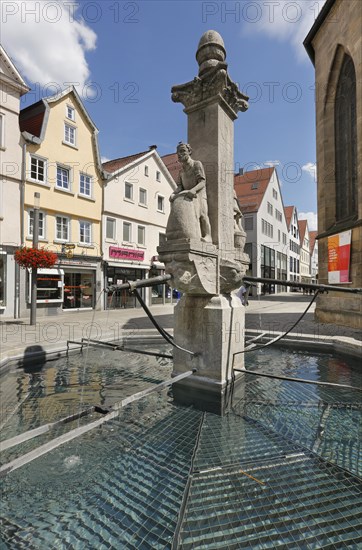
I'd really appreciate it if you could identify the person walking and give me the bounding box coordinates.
[236,284,249,306]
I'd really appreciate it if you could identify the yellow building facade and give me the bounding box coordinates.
[20,87,104,314]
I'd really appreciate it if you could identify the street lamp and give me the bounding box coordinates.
[30,192,40,325]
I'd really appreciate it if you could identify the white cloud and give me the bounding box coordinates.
[1,0,97,96]
[302,162,317,181]
[242,0,327,61]
[264,160,280,167]
[299,212,318,231]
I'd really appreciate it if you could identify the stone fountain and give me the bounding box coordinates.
[158,30,249,413]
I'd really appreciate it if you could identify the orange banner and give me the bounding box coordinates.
[328,230,351,284]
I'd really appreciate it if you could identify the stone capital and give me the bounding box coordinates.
[171,66,248,119]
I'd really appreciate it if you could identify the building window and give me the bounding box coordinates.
[106,217,116,240]
[244,217,253,230]
[144,165,149,176]
[282,232,287,245]
[56,216,69,241]
[56,166,70,190]
[66,105,75,120]
[79,173,92,197]
[261,245,276,292]
[123,222,131,242]
[125,182,133,201]
[79,221,91,244]
[29,210,45,239]
[335,54,357,221]
[0,254,6,306]
[267,202,273,216]
[137,225,145,246]
[272,188,278,199]
[0,113,4,149]
[30,156,46,183]
[139,188,147,205]
[275,209,282,222]
[157,195,165,212]
[261,218,273,238]
[64,123,76,146]
[251,182,259,190]
[156,171,161,182]
[278,229,281,242]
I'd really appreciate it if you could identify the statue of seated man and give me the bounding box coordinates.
[169,142,212,242]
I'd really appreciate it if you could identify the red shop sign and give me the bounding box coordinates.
[109,247,145,261]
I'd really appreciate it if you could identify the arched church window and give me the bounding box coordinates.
[335,54,357,221]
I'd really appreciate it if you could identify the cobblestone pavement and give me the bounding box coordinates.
[1,293,360,365]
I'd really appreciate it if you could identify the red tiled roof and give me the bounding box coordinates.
[19,101,46,137]
[309,230,318,253]
[102,150,150,173]
[298,219,307,243]
[284,206,294,229]
[234,167,274,214]
[162,152,180,182]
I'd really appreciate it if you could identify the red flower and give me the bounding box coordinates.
[15,247,58,269]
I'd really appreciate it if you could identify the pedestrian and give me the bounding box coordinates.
[236,284,248,306]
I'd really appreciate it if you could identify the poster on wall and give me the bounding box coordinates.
[328,230,352,284]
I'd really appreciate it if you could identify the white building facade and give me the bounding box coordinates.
[284,205,301,286]
[298,219,312,285]
[102,147,176,308]
[310,231,318,285]
[0,46,29,318]
[235,167,289,296]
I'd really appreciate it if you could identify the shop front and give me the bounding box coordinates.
[105,247,148,309]
[60,257,101,311]
[261,245,276,295]
[0,247,17,319]
[63,270,95,310]
[25,256,102,315]
[149,256,176,305]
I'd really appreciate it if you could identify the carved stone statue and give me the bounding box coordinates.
[166,143,212,242]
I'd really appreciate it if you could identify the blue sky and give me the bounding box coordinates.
[2,0,326,228]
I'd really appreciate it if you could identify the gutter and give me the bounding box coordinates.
[303,0,336,65]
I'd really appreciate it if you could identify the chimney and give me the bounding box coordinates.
[236,167,243,176]
[149,145,157,150]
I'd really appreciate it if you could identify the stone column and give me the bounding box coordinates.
[159,31,249,414]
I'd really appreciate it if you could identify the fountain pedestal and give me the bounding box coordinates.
[172,294,245,414]
[158,30,249,414]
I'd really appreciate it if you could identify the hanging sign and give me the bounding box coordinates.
[328,230,352,284]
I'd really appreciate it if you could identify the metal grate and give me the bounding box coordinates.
[0,346,361,549]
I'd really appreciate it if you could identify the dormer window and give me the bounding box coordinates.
[66,105,75,121]
[251,182,259,190]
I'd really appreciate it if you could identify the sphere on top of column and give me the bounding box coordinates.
[196,30,226,76]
